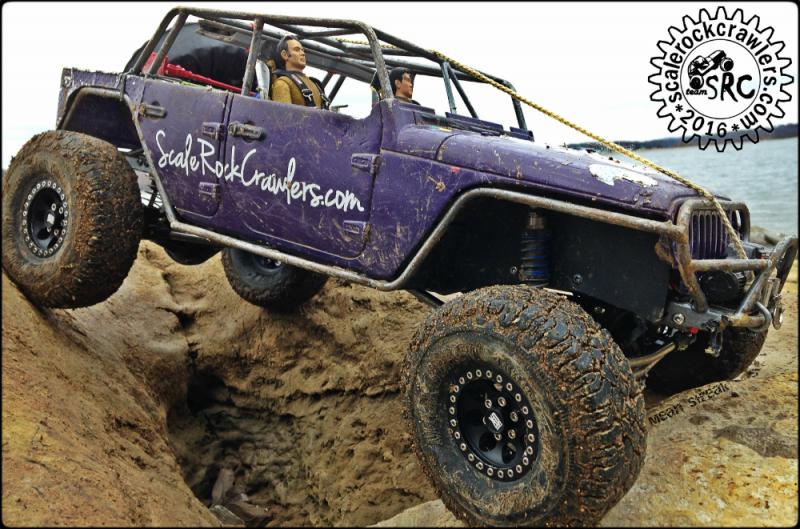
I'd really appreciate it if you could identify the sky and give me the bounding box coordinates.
[2,1,798,168]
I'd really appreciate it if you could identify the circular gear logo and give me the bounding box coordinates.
[649,7,793,151]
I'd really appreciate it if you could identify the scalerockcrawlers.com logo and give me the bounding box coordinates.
[649,7,793,151]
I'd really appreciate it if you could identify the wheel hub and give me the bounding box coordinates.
[448,366,539,482]
[252,255,282,274]
[485,409,505,434]
[22,180,69,258]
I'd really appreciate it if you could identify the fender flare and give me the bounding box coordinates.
[58,86,141,150]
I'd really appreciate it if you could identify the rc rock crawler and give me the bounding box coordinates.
[3,6,796,526]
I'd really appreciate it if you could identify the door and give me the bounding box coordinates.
[137,80,228,221]
[222,94,382,258]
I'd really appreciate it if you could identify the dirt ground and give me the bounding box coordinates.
[2,242,437,527]
[2,242,797,526]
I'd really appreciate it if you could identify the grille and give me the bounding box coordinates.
[689,209,744,259]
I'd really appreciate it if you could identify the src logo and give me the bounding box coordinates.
[649,7,793,151]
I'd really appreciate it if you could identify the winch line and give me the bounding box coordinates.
[430,50,748,259]
[336,37,748,259]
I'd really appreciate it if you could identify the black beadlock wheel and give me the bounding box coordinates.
[2,131,143,308]
[23,180,70,258]
[221,248,327,311]
[403,285,646,527]
[447,364,539,482]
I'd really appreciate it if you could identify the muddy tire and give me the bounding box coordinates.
[221,248,327,311]
[403,285,646,526]
[2,131,142,308]
[646,327,767,394]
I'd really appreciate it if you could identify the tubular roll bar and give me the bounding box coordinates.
[130,7,392,98]
[126,6,528,129]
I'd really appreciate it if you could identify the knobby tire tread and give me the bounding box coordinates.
[402,285,646,527]
[2,131,142,308]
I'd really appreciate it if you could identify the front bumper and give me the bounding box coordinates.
[664,198,798,332]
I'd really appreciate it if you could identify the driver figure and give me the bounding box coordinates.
[269,35,328,109]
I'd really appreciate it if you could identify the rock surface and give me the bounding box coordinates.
[2,242,436,527]
[2,245,218,526]
[2,241,797,526]
[372,500,463,527]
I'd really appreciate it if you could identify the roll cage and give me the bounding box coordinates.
[126,6,529,129]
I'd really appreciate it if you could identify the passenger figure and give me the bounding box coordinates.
[389,67,420,105]
[371,67,420,105]
[269,35,329,109]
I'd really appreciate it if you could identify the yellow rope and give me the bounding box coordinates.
[336,37,747,258]
[336,37,398,48]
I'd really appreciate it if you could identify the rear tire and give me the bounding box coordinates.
[221,248,327,311]
[2,131,142,308]
[403,285,646,526]
[646,327,767,394]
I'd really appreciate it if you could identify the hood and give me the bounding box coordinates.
[432,130,707,217]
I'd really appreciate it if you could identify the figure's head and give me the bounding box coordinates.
[389,67,414,99]
[275,34,306,71]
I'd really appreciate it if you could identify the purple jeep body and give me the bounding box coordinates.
[53,7,796,335]
[57,69,694,275]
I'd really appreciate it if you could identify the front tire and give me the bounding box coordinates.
[2,131,142,308]
[221,248,327,311]
[403,285,646,526]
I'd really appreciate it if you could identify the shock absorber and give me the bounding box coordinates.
[519,209,550,286]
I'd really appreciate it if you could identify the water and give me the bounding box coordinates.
[634,137,798,235]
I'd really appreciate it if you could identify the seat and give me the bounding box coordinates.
[255,59,272,100]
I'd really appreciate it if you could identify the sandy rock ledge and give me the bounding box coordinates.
[2,243,797,526]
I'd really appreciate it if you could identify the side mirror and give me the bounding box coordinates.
[255,60,271,99]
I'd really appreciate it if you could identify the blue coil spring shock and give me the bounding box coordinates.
[520,210,550,285]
